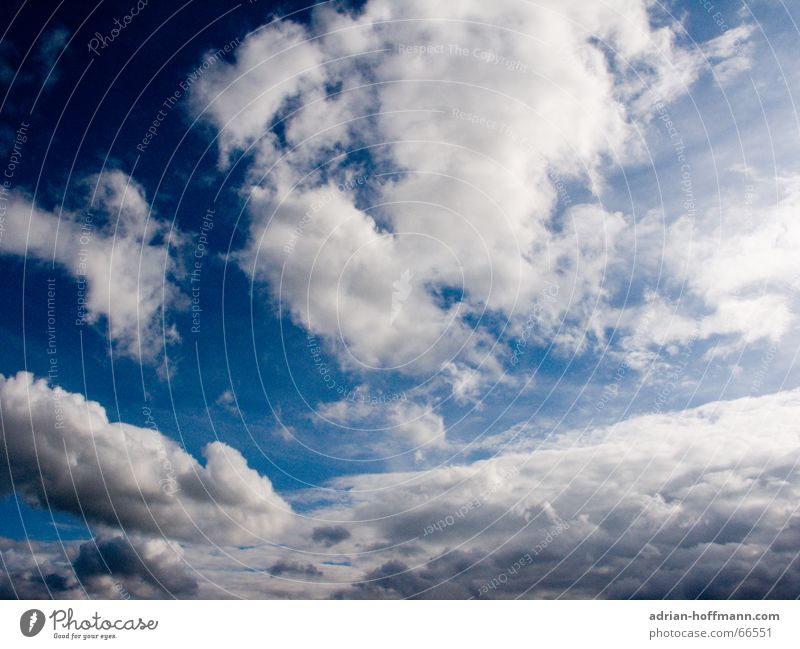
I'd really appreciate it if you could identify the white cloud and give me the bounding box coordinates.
[188,0,753,399]
[318,396,446,451]
[616,174,800,362]
[1,171,184,361]
[190,20,327,165]
[702,24,754,85]
[215,389,240,415]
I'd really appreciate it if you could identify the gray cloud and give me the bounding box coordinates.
[72,536,197,598]
[2,385,799,598]
[0,372,292,545]
[316,388,800,599]
[311,526,352,547]
[268,560,323,577]
[0,536,197,599]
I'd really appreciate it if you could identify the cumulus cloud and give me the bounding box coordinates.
[188,0,755,401]
[0,372,292,545]
[670,175,800,330]
[190,20,327,164]
[0,170,184,361]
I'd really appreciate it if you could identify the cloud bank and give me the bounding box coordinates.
[0,372,291,545]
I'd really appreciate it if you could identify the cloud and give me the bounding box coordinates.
[615,173,800,364]
[1,170,184,361]
[0,535,197,599]
[34,27,70,85]
[3,1,792,603]
[312,387,800,598]
[2,379,799,598]
[701,24,754,85]
[0,372,292,545]
[215,389,239,415]
[670,175,800,329]
[188,0,753,401]
[311,525,351,547]
[72,536,198,598]
[189,20,327,164]
[268,560,322,577]
[316,397,446,453]
[0,538,80,599]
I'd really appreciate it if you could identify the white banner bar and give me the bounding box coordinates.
[2,600,797,648]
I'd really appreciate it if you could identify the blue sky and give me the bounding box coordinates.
[1,0,800,598]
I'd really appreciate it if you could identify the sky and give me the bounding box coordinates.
[0,0,799,599]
